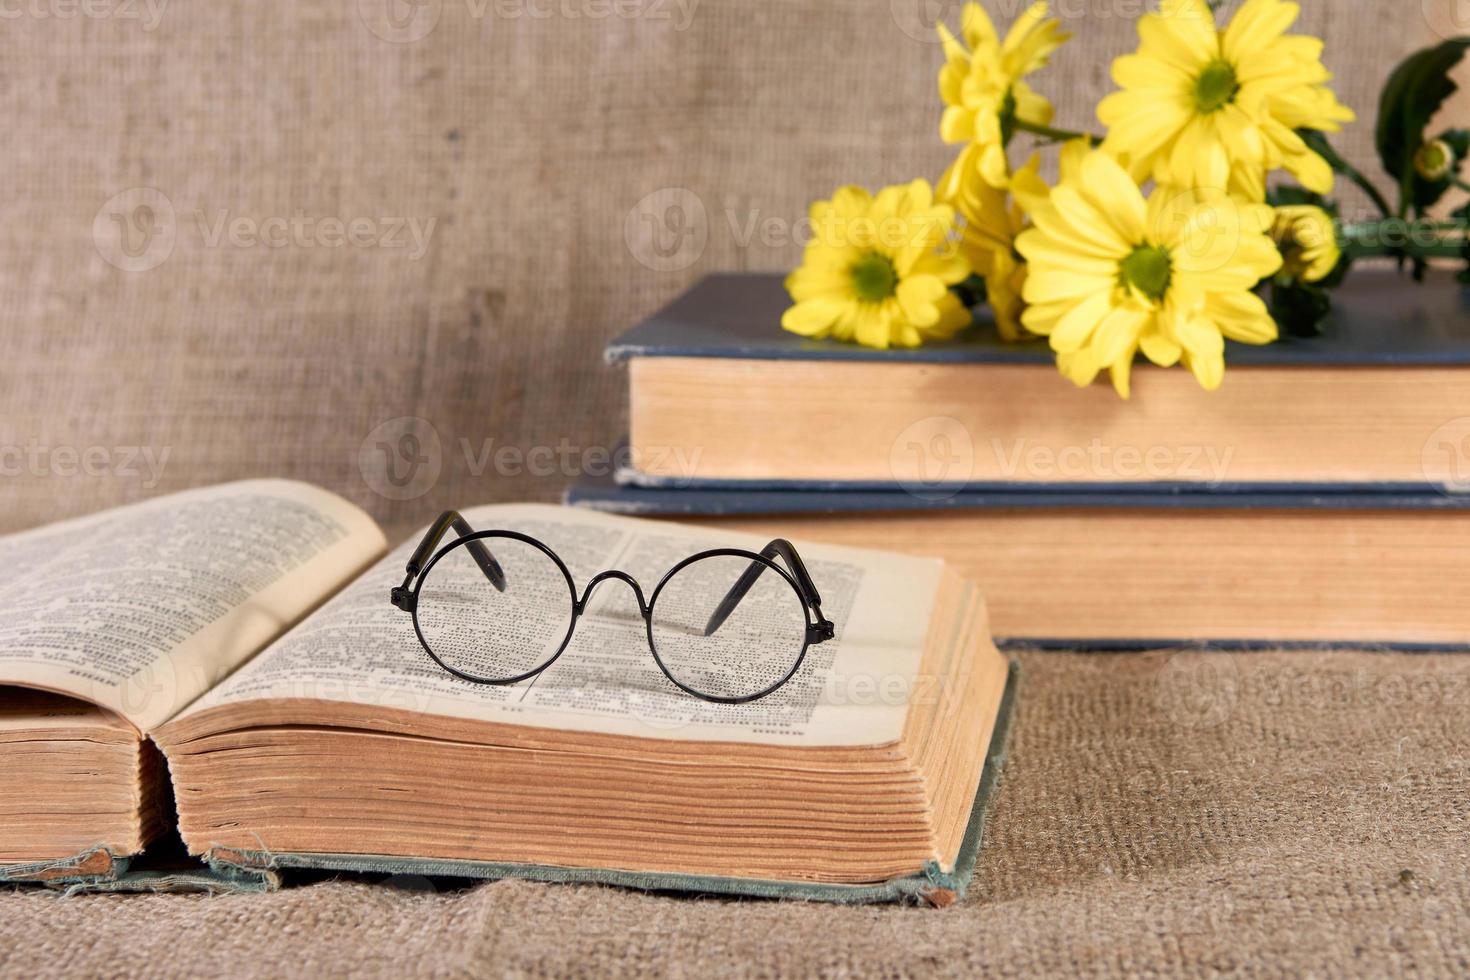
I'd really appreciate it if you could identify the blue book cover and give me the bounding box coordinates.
[607,268,1470,367]
[565,475,1470,516]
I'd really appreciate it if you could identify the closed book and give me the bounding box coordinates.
[564,477,1470,650]
[609,269,1470,492]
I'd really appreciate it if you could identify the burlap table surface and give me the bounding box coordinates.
[3,648,1468,977]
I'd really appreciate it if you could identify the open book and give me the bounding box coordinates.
[0,481,1014,905]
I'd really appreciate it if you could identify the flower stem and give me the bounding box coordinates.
[1298,130,1394,220]
[1339,218,1469,260]
[1011,119,1102,146]
[1343,163,1396,221]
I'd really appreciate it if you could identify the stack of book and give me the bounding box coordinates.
[570,268,1470,648]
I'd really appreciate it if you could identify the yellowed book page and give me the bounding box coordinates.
[177,504,943,747]
[0,480,387,732]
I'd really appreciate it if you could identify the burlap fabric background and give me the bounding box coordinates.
[3,1,1469,975]
[0,0,1462,532]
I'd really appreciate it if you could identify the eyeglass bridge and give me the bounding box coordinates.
[575,570,650,617]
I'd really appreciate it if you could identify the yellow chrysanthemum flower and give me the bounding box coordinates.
[782,179,971,349]
[937,146,1040,340]
[1097,0,1355,200]
[1015,149,1283,397]
[938,2,1070,188]
[1271,204,1340,282]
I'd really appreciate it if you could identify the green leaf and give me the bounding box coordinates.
[1375,38,1470,214]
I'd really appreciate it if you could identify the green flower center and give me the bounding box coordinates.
[1119,245,1172,301]
[1194,59,1239,114]
[850,252,898,303]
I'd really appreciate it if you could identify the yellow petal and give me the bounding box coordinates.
[1058,138,1092,183]
[1091,302,1150,366]
[980,144,1011,188]
[1047,289,1116,353]
[896,275,946,328]
[961,1,1000,52]
[853,305,891,349]
[1137,7,1214,76]
[1050,185,1134,254]
[817,186,872,225]
[781,298,846,337]
[1223,0,1299,66]
[937,21,969,66]
[1112,52,1188,90]
[1109,347,1137,399]
[1287,149,1335,195]
[1139,325,1183,366]
[1080,151,1147,243]
[1185,349,1225,390]
[940,106,975,144]
[910,248,972,285]
[1208,290,1278,344]
[1023,270,1117,307]
[1057,346,1102,387]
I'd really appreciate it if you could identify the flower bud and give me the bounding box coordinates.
[1414,139,1454,182]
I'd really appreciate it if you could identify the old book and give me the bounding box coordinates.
[0,481,384,885]
[565,478,1470,649]
[0,481,1013,905]
[609,269,1470,491]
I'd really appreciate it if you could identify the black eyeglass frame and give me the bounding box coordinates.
[389,511,837,704]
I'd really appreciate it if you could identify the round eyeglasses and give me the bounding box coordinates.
[389,511,835,704]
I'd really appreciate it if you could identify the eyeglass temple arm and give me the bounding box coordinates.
[702,539,834,642]
[402,510,506,591]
